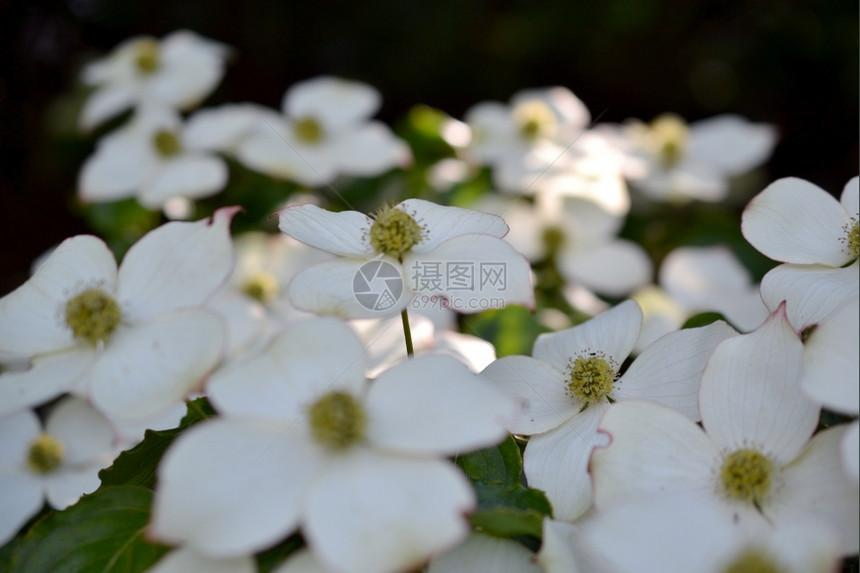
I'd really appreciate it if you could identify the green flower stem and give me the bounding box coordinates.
[401,308,415,357]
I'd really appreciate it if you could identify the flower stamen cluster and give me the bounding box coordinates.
[841,217,859,260]
[64,288,122,345]
[369,205,424,259]
[27,434,64,474]
[719,448,774,507]
[721,547,781,573]
[241,271,279,304]
[650,113,688,168]
[308,391,367,451]
[513,100,555,141]
[566,352,616,405]
[135,38,160,74]
[294,117,324,144]
[153,130,182,158]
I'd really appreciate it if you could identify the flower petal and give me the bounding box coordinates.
[147,547,257,573]
[479,355,576,435]
[842,176,859,215]
[535,519,585,573]
[557,239,653,297]
[687,115,776,174]
[591,400,718,510]
[304,451,474,573]
[366,355,519,456]
[209,317,367,422]
[0,348,94,417]
[524,403,608,521]
[183,104,263,153]
[842,421,859,484]
[400,199,509,252]
[428,533,544,573]
[0,235,117,356]
[45,396,116,465]
[78,85,136,131]
[761,261,860,331]
[533,299,642,373]
[235,132,338,186]
[742,177,852,266]
[0,474,44,546]
[138,154,228,208]
[284,76,380,130]
[699,304,818,464]
[78,133,158,203]
[44,466,102,509]
[0,408,40,466]
[800,297,859,415]
[117,207,237,322]
[150,419,322,558]
[331,122,412,177]
[619,320,737,421]
[277,203,374,257]
[90,309,225,421]
[288,258,410,319]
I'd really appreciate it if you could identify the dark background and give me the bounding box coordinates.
[1,0,857,294]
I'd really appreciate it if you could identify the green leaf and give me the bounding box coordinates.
[98,398,213,489]
[455,435,522,487]
[9,486,169,573]
[469,482,552,538]
[255,534,304,573]
[681,311,727,329]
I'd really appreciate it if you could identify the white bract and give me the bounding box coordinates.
[745,177,860,330]
[79,30,229,131]
[427,532,544,573]
[0,397,119,545]
[602,113,776,202]
[236,76,411,186]
[591,303,859,556]
[0,209,236,420]
[480,299,736,520]
[78,106,229,210]
[277,199,534,318]
[150,318,521,573]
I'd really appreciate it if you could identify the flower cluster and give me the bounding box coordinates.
[0,28,856,573]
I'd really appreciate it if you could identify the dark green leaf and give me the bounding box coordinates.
[469,482,552,538]
[255,534,304,573]
[454,435,522,487]
[681,311,727,329]
[9,486,169,573]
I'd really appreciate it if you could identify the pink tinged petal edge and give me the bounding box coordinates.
[533,299,642,373]
[699,303,819,464]
[366,355,520,456]
[800,296,859,415]
[150,419,322,558]
[0,348,94,417]
[405,234,535,312]
[761,261,859,331]
[479,355,577,435]
[0,235,117,356]
[771,424,860,556]
[742,177,852,266]
[209,317,367,422]
[523,404,608,521]
[591,400,718,510]
[277,204,374,257]
[304,452,474,573]
[89,309,225,421]
[618,320,738,421]
[117,207,238,322]
[399,199,509,252]
[288,258,410,320]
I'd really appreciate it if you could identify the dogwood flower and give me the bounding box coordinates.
[78,106,229,210]
[481,300,736,520]
[278,199,533,318]
[591,304,859,556]
[146,548,255,573]
[427,532,544,573]
[79,30,230,131]
[0,397,119,545]
[0,208,236,420]
[602,113,776,202]
[150,317,520,573]
[236,76,411,186]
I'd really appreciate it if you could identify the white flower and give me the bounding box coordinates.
[480,300,736,520]
[235,76,411,186]
[427,532,544,573]
[659,245,769,331]
[0,208,236,420]
[78,106,229,210]
[459,87,590,169]
[579,493,842,573]
[146,547,256,573]
[150,318,520,573]
[590,304,859,556]
[0,397,119,545]
[277,199,534,318]
[744,177,860,330]
[79,30,230,131]
[603,113,776,202]
[183,103,268,155]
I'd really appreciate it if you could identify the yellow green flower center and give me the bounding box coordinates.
[566,353,616,405]
[294,117,324,144]
[720,448,774,506]
[308,391,367,451]
[65,288,122,345]
[369,205,424,259]
[650,113,688,168]
[842,218,859,260]
[542,225,566,255]
[153,130,181,158]
[241,271,279,304]
[722,548,782,573]
[28,434,64,474]
[135,38,160,74]
[513,100,555,140]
